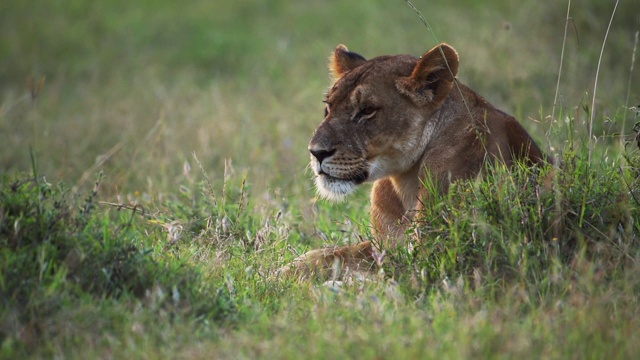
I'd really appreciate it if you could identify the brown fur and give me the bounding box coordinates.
[278,43,545,280]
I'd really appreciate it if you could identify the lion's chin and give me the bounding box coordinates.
[314,175,358,202]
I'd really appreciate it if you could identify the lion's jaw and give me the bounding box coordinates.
[313,173,358,201]
[310,152,369,201]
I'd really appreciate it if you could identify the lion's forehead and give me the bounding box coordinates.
[327,55,417,105]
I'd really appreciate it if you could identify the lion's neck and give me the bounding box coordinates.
[388,96,461,214]
[388,113,441,213]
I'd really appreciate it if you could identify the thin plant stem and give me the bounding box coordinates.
[622,31,639,133]
[404,1,480,152]
[549,0,572,150]
[589,0,620,162]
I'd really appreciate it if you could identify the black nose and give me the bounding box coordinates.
[310,148,336,164]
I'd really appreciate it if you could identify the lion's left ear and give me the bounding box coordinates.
[330,44,367,80]
[396,43,459,106]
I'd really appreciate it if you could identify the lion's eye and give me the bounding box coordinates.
[357,107,377,120]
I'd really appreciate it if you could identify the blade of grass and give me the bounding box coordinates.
[622,30,639,133]
[549,0,572,148]
[589,0,620,162]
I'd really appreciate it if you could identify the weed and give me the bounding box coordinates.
[0,173,239,357]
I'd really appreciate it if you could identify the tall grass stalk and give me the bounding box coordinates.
[589,0,620,162]
[404,0,476,141]
[549,0,572,149]
[623,30,639,132]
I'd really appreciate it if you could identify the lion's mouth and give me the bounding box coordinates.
[317,170,368,185]
[314,170,369,202]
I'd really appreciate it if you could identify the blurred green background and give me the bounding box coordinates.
[1,0,638,200]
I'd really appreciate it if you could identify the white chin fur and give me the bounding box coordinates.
[314,175,357,202]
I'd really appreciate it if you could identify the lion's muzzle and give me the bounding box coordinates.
[309,145,370,201]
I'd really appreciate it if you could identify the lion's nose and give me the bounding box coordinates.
[310,148,336,164]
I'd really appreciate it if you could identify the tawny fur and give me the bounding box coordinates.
[279,43,545,280]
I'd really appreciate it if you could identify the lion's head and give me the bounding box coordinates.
[308,43,459,201]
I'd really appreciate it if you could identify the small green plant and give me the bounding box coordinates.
[0,173,240,357]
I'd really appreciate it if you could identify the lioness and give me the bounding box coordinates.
[280,43,546,279]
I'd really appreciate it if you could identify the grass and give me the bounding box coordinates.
[1,0,640,358]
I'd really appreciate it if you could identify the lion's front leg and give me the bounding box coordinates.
[276,241,376,281]
[370,178,409,247]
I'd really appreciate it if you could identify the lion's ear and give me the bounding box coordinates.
[396,43,459,106]
[330,44,367,79]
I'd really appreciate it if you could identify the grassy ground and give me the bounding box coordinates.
[1,0,640,358]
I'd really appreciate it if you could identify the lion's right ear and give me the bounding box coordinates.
[396,43,459,107]
[330,44,367,80]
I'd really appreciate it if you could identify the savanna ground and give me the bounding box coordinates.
[1,0,640,358]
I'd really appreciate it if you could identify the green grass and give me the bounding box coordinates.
[1,0,640,358]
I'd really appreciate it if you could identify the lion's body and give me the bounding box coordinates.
[279,43,545,280]
[370,81,545,240]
